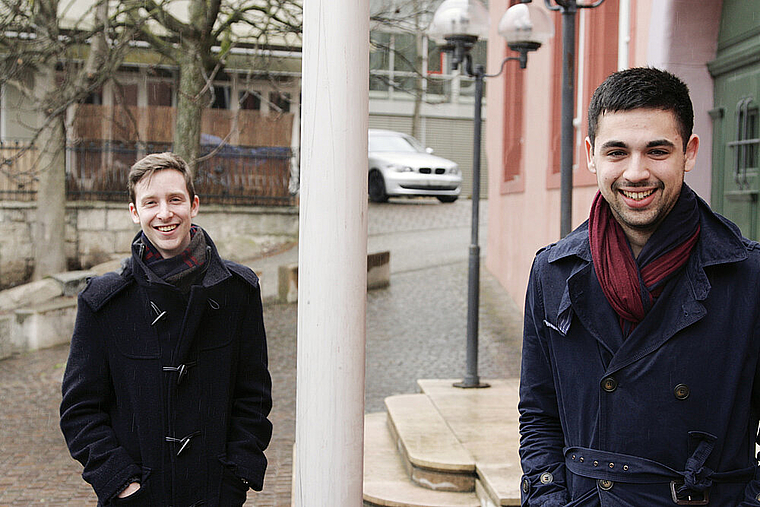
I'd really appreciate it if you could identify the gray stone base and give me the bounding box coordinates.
[276,251,390,304]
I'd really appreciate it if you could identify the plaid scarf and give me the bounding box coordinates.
[589,184,701,337]
[142,225,208,293]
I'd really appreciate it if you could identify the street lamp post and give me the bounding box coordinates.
[429,0,553,389]
[544,0,605,238]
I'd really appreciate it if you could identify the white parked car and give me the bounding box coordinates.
[368,129,462,203]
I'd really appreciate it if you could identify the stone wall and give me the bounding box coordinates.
[0,201,299,288]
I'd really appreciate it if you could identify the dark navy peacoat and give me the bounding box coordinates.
[519,198,760,506]
[60,230,272,506]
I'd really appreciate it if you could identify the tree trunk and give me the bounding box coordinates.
[33,110,67,279]
[173,43,207,176]
[32,0,67,280]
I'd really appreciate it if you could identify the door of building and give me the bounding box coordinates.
[709,0,760,240]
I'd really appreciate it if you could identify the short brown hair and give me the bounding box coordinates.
[128,152,196,204]
[587,67,694,152]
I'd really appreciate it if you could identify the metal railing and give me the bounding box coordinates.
[0,141,296,206]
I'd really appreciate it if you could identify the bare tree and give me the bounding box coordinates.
[0,0,134,279]
[123,0,302,175]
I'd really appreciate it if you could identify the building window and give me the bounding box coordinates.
[500,0,524,193]
[730,98,759,190]
[369,28,485,104]
[547,1,618,189]
[210,85,230,109]
[148,81,173,107]
[269,91,291,113]
[239,90,261,111]
[501,58,524,193]
[84,89,103,105]
[548,14,576,185]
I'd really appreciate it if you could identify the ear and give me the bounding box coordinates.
[584,137,596,173]
[684,134,699,173]
[190,195,200,218]
[129,203,140,224]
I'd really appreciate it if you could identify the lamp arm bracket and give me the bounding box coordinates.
[463,52,475,78]
[546,0,606,9]
[484,56,520,79]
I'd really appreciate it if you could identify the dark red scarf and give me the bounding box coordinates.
[589,185,701,335]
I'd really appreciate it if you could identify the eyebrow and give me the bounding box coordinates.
[646,139,676,149]
[599,140,628,151]
[139,192,186,205]
[598,139,676,151]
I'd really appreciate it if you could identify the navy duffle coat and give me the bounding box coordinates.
[519,198,760,506]
[60,230,272,506]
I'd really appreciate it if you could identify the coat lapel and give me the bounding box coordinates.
[567,261,623,357]
[550,196,749,379]
[173,240,232,363]
[605,267,707,374]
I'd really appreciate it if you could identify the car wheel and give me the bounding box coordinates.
[369,170,389,203]
[437,195,458,203]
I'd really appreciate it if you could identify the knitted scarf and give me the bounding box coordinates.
[589,184,701,336]
[142,225,208,293]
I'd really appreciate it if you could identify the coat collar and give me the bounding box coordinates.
[130,226,232,290]
[547,195,747,274]
[547,195,749,362]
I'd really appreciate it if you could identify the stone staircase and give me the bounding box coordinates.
[363,378,523,507]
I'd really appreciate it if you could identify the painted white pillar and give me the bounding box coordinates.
[294,0,369,505]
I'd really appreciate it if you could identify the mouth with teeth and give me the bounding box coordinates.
[156,224,178,232]
[620,189,656,201]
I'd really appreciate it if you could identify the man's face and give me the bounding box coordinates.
[585,108,699,238]
[129,169,199,259]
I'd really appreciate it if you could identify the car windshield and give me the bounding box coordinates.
[369,133,424,153]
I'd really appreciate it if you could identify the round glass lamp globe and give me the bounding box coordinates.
[497,2,554,46]
[428,0,490,42]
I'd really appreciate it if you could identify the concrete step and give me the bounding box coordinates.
[364,412,480,507]
[417,379,522,506]
[385,394,475,492]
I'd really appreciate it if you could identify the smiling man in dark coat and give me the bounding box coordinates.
[519,68,760,506]
[60,152,272,506]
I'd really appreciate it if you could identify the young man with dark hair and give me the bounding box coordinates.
[519,68,760,506]
[60,152,272,506]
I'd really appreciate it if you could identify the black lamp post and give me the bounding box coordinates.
[544,0,605,238]
[429,0,553,388]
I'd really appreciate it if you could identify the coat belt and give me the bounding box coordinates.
[565,434,754,493]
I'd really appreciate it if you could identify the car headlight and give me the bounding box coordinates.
[448,166,460,175]
[386,163,414,173]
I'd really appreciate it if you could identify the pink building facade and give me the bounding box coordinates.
[485,0,729,309]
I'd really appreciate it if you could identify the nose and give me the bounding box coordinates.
[622,153,650,183]
[156,200,173,220]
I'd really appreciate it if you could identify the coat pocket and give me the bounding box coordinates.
[111,467,152,506]
[216,454,248,506]
[564,487,597,507]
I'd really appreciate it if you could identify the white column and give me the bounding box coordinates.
[294,0,369,505]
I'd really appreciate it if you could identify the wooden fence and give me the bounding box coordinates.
[72,104,294,147]
[0,144,39,202]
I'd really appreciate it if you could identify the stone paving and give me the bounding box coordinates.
[0,198,523,506]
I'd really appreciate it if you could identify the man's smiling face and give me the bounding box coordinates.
[129,168,199,259]
[585,108,699,240]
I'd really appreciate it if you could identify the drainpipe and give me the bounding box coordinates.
[618,0,630,70]
[294,0,369,505]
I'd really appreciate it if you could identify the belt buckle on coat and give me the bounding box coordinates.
[670,481,709,505]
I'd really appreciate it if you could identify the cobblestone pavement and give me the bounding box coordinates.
[0,198,523,506]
